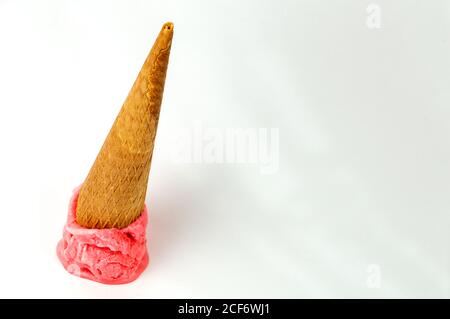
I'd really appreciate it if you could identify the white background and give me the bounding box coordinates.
[0,0,449,298]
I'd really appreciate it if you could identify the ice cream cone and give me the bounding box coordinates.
[76,22,174,229]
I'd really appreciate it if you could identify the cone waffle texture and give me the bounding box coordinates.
[76,22,174,229]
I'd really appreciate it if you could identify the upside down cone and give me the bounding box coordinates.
[76,22,174,229]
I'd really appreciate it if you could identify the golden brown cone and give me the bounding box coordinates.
[76,22,174,229]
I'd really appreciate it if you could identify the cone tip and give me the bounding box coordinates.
[157,22,174,49]
[162,22,174,33]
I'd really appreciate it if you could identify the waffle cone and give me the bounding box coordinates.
[76,22,174,229]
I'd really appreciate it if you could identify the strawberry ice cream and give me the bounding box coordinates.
[56,187,149,284]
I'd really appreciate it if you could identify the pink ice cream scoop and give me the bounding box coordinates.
[56,187,149,284]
